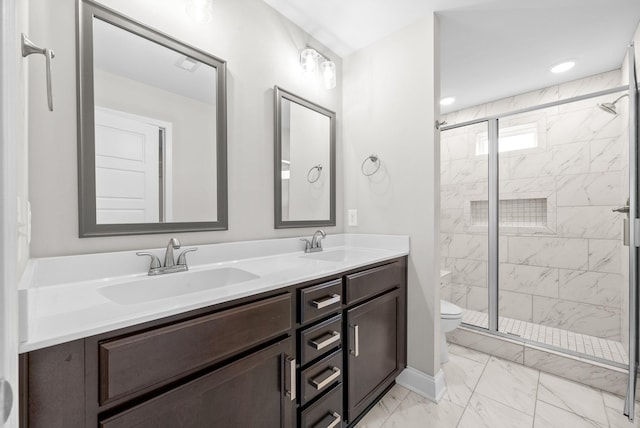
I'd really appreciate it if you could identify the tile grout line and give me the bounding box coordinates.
[455,352,492,428]
[531,367,541,428]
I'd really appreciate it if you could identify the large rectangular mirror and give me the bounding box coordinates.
[274,86,335,228]
[77,1,227,237]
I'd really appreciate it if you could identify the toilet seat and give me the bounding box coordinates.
[440,300,463,319]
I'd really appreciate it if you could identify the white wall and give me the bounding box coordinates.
[28,0,343,257]
[343,16,441,376]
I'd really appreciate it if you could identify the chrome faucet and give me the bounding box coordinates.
[301,230,326,253]
[164,238,181,268]
[137,238,198,275]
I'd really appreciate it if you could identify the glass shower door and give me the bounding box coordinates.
[440,121,490,328]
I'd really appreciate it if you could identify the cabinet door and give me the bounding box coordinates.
[100,338,295,428]
[346,290,401,422]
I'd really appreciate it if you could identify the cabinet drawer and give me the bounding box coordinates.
[99,293,292,405]
[346,262,402,305]
[299,279,342,324]
[300,384,343,428]
[100,338,294,428]
[301,349,343,405]
[300,315,342,366]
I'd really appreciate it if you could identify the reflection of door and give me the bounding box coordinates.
[95,108,161,224]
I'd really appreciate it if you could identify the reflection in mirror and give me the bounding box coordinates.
[93,19,218,224]
[274,86,335,228]
[78,1,227,236]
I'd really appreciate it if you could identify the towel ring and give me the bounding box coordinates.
[307,164,323,183]
[361,154,381,176]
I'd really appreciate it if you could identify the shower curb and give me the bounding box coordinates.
[448,326,636,399]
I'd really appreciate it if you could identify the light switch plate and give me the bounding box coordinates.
[348,209,358,226]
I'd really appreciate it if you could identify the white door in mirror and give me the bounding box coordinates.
[95,108,161,224]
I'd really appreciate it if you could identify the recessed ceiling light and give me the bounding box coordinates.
[440,97,455,106]
[175,56,200,72]
[550,61,575,74]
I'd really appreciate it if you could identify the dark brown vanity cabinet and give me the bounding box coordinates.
[100,338,295,428]
[346,290,402,422]
[344,261,406,424]
[20,257,407,428]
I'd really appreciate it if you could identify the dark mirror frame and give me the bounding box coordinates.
[274,86,336,229]
[77,0,228,237]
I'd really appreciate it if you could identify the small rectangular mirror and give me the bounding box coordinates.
[78,1,227,236]
[274,86,336,228]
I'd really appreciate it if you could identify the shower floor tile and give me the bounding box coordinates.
[461,309,628,365]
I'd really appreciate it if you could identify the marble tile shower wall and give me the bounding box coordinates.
[440,70,628,342]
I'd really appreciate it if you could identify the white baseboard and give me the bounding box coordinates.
[395,367,446,403]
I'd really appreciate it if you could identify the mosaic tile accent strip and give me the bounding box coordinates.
[470,198,548,227]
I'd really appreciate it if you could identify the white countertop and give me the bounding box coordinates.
[19,234,409,353]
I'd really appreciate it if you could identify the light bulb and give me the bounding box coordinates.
[186,0,213,23]
[550,61,575,74]
[300,48,317,73]
[321,60,336,89]
[440,97,455,106]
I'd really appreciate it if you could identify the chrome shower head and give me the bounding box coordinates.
[597,93,629,115]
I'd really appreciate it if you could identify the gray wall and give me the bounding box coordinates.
[28,0,343,256]
[343,16,441,377]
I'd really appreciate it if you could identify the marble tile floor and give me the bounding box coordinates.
[355,344,638,428]
[462,308,628,365]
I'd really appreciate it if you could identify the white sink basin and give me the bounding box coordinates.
[301,249,375,263]
[98,267,260,305]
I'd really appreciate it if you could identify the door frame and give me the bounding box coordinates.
[625,42,639,421]
[0,0,20,425]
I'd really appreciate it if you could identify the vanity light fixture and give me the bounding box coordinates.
[300,47,337,90]
[550,60,575,73]
[186,0,213,23]
[440,97,455,106]
[300,48,318,73]
[321,61,337,89]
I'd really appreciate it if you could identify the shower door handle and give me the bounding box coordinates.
[624,218,630,247]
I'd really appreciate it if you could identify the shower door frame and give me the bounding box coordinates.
[441,83,634,361]
[625,43,639,421]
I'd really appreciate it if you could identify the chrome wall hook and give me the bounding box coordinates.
[21,34,55,111]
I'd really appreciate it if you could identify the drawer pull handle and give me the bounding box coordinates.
[349,324,359,357]
[312,411,341,428]
[311,294,341,309]
[285,356,296,401]
[311,366,341,390]
[310,331,341,350]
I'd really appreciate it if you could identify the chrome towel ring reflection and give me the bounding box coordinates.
[361,154,381,176]
[307,164,323,183]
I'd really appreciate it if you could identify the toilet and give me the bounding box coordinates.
[440,300,463,363]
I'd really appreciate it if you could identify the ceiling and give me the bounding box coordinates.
[93,18,216,105]
[264,0,640,113]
